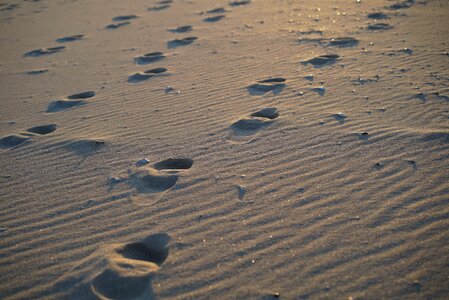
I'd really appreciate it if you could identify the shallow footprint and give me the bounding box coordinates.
[229,0,251,6]
[247,78,286,95]
[27,124,56,135]
[301,54,340,68]
[56,35,84,43]
[231,118,272,136]
[46,100,86,113]
[24,46,65,57]
[148,5,170,11]
[127,68,167,83]
[167,37,197,48]
[65,139,106,156]
[134,52,165,65]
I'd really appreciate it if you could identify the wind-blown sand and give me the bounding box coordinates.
[1,0,449,299]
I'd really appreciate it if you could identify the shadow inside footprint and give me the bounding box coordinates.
[128,68,167,83]
[112,15,138,22]
[68,91,95,99]
[27,124,56,135]
[167,37,197,48]
[56,35,84,43]
[0,135,30,149]
[203,15,225,22]
[168,25,192,33]
[301,54,340,68]
[229,0,251,6]
[105,22,130,30]
[367,23,393,30]
[148,5,170,11]
[135,52,165,65]
[153,158,194,170]
[47,100,86,113]
[24,46,65,57]
[206,7,227,14]
[368,12,389,19]
[250,107,279,119]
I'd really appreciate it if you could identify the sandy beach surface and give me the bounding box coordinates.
[1,0,449,299]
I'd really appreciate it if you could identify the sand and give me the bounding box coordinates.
[1,0,449,299]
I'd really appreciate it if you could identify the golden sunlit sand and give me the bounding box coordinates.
[1,0,448,299]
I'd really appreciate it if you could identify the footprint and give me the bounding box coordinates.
[27,124,57,135]
[56,234,170,300]
[388,0,414,10]
[367,23,393,30]
[367,12,389,19]
[0,135,30,149]
[331,112,347,124]
[231,118,272,136]
[229,0,251,6]
[46,100,86,113]
[153,158,194,170]
[203,15,225,22]
[167,37,197,48]
[206,7,227,14]
[112,15,138,22]
[127,67,167,83]
[110,158,193,201]
[65,139,106,156]
[250,107,279,119]
[247,78,286,95]
[168,25,192,33]
[105,22,130,30]
[24,46,65,57]
[326,37,358,47]
[67,91,96,99]
[301,54,340,68]
[27,69,48,75]
[134,52,165,65]
[148,5,170,11]
[55,35,84,43]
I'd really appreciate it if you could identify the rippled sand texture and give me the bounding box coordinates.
[1,0,448,299]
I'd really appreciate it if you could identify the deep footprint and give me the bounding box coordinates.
[27,124,57,135]
[134,52,165,65]
[24,46,65,57]
[167,37,197,48]
[148,5,170,11]
[0,135,30,149]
